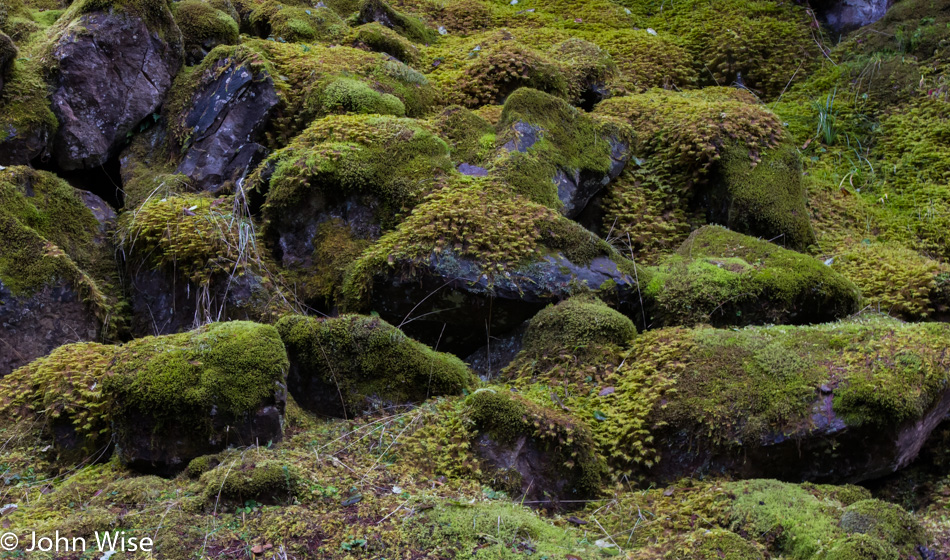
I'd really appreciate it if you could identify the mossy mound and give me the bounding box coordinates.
[594,315,950,481]
[277,314,475,417]
[0,321,288,473]
[433,104,495,167]
[172,0,239,65]
[492,87,630,216]
[0,55,57,164]
[253,114,451,304]
[467,389,606,504]
[348,21,419,63]
[243,0,348,43]
[356,0,436,44]
[645,225,861,327]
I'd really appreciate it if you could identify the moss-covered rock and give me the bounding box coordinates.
[0,31,15,93]
[356,0,436,44]
[348,21,419,63]
[645,225,861,327]
[519,296,636,358]
[467,389,606,506]
[252,114,452,305]
[0,321,288,473]
[491,87,630,217]
[594,315,950,483]
[277,314,475,417]
[0,166,123,375]
[172,0,239,65]
[241,0,348,43]
[117,193,292,336]
[0,55,56,165]
[433,104,495,168]
[342,180,651,353]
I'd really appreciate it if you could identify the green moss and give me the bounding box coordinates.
[348,21,418,63]
[820,534,897,560]
[172,0,239,63]
[0,56,57,146]
[320,76,406,116]
[357,0,436,44]
[433,104,494,165]
[517,296,635,361]
[105,321,288,432]
[248,0,348,43]
[547,37,616,103]
[832,241,943,319]
[70,0,180,39]
[467,389,606,499]
[276,314,475,416]
[839,499,927,550]
[586,28,697,94]
[493,87,630,211]
[199,457,301,504]
[645,225,860,326]
[714,141,817,250]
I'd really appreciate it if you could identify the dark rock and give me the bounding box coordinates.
[49,9,183,170]
[176,56,278,192]
[457,162,488,177]
[464,322,527,380]
[816,0,893,32]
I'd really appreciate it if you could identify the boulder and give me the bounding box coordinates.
[172,0,239,65]
[49,2,183,169]
[173,48,278,192]
[645,225,862,327]
[595,315,950,484]
[356,0,436,44]
[468,390,606,507]
[0,321,288,475]
[0,167,120,376]
[277,314,475,417]
[343,182,651,354]
[493,88,630,218]
[116,193,293,337]
[816,0,893,32]
[253,114,452,305]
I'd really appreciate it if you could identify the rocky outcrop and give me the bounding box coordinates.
[816,0,893,32]
[174,51,278,192]
[0,167,119,376]
[49,7,183,170]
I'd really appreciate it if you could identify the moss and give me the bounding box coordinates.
[802,483,873,507]
[70,0,180,39]
[277,314,475,416]
[547,37,616,104]
[172,0,239,64]
[348,21,418,63]
[713,141,817,250]
[820,534,897,560]
[467,389,607,499]
[433,104,495,165]
[832,241,943,319]
[307,218,371,306]
[839,499,927,550]
[0,167,122,333]
[645,225,860,327]
[320,76,406,116]
[595,88,783,191]
[0,56,57,147]
[357,0,436,44]
[493,87,630,211]
[105,321,288,435]
[517,296,635,362]
[248,0,348,43]
[587,28,697,94]
[199,457,302,504]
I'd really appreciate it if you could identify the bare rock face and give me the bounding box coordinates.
[175,55,279,192]
[49,9,183,170]
[817,0,893,32]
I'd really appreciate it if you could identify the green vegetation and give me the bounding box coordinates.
[172,0,239,64]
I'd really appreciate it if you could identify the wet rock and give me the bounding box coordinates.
[816,0,893,32]
[464,322,527,380]
[175,53,278,192]
[49,7,183,169]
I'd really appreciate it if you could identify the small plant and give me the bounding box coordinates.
[813,87,838,146]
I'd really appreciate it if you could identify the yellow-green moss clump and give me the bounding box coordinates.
[432,104,495,166]
[172,0,239,65]
[277,314,475,417]
[493,87,630,212]
[244,0,348,43]
[0,321,288,469]
[833,241,944,320]
[645,225,860,327]
[347,21,419,63]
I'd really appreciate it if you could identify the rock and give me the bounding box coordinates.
[49,5,183,170]
[0,57,56,166]
[645,225,862,327]
[0,166,120,376]
[468,390,606,507]
[277,314,475,417]
[597,315,950,484]
[494,88,630,218]
[357,0,437,43]
[174,50,279,192]
[0,32,14,94]
[0,321,288,474]
[342,182,650,354]
[816,0,893,33]
[253,114,452,305]
[117,194,293,337]
[464,321,527,380]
